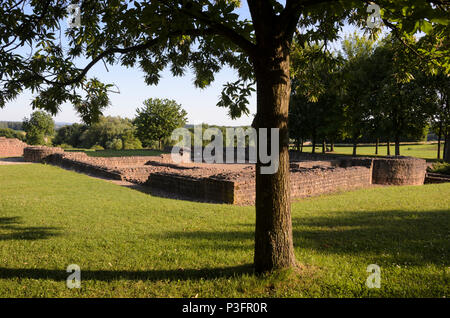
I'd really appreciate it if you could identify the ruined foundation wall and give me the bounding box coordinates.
[0,137,28,157]
[147,165,372,205]
[23,146,64,162]
[26,146,428,205]
[372,157,426,185]
[45,152,123,180]
[232,166,372,205]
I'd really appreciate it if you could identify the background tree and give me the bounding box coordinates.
[78,116,139,150]
[341,34,376,156]
[53,123,88,148]
[289,41,344,153]
[425,72,449,161]
[0,0,448,273]
[0,128,26,141]
[22,111,55,145]
[134,98,187,149]
[375,36,434,155]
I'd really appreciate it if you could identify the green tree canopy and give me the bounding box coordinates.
[79,115,140,149]
[22,110,55,145]
[0,128,26,141]
[134,98,188,149]
[53,123,88,148]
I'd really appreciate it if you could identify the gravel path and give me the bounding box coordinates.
[0,157,32,165]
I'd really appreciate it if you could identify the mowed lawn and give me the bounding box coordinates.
[0,164,448,297]
[301,143,443,160]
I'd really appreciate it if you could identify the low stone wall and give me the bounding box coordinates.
[290,160,337,169]
[116,166,163,183]
[45,152,123,180]
[148,173,236,203]
[23,146,64,162]
[289,152,425,186]
[290,166,372,199]
[44,151,173,183]
[0,137,28,157]
[31,147,427,205]
[372,157,426,185]
[425,172,450,184]
[146,165,372,205]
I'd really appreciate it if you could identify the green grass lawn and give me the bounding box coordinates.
[0,164,448,297]
[300,143,443,160]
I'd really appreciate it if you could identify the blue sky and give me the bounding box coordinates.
[0,2,363,126]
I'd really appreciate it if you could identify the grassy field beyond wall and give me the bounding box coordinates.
[296,143,444,160]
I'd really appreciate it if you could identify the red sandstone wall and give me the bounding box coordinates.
[147,165,372,205]
[233,166,372,205]
[23,146,64,162]
[37,148,426,205]
[0,137,27,157]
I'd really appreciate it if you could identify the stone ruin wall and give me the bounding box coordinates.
[40,151,172,182]
[149,165,372,205]
[19,146,428,205]
[0,137,28,157]
[372,157,426,185]
[23,146,64,162]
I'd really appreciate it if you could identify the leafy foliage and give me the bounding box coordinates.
[53,123,88,148]
[22,110,55,145]
[134,98,187,148]
[0,128,26,141]
[78,116,140,150]
[0,1,447,123]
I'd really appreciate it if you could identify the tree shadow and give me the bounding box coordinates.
[147,209,449,265]
[148,230,254,251]
[0,264,253,282]
[0,216,61,241]
[291,209,449,265]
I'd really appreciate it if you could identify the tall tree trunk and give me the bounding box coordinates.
[330,140,334,152]
[444,132,450,163]
[158,138,161,150]
[352,138,357,156]
[387,139,391,156]
[375,138,379,155]
[322,140,326,153]
[253,45,296,273]
[311,135,316,154]
[300,138,303,153]
[437,122,442,160]
[395,135,400,156]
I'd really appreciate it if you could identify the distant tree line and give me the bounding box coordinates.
[0,121,23,131]
[0,128,25,141]
[12,98,188,150]
[289,33,449,161]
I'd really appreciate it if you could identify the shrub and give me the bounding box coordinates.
[53,123,87,148]
[122,130,143,149]
[57,143,73,149]
[90,144,104,151]
[0,128,26,141]
[428,162,450,175]
[79,116,134,149]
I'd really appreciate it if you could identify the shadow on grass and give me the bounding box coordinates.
[0,217,61,241]
[0,264,253,282]
[151,209,449,265]
[291,209,449,264]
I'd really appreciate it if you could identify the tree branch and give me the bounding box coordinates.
[29,28,216,87]
[159,0,257,57]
